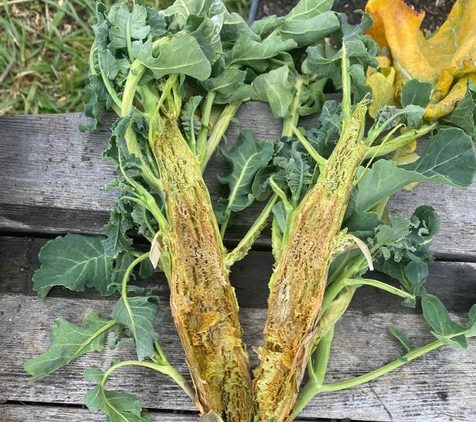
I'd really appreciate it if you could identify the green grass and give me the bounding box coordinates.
[0,0,252,115]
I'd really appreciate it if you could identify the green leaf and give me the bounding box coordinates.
[442,81,476,138]
[228,31,297,70]
[201,68,252,104]
[108,3,151,53]
[216,130,274,222]
[33,235,115,298]
[84,368,105,383]
[401,80,433,108]
[25,312,117,381]
[102,211,134,258]
[404,127,476,186]
[165,0,226,29]
[281,11,339,47]
[252,66,295,118]
[286,0,334,20]
[345,210,382,240]
[353,128,476,212]
[82,74,112,131]
[111,296,159,360]
[422,294,467,348]
[136,32,211,81]
[85,385,151,422]
[388,326,412,353]
[146,7,167,37]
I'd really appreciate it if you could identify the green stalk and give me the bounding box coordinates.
[321,278,415,315]
[226,194,278,267]
[201,100,242,171]
[100,359,194,401]
[366,123,437,159]
[282,77,303,137]
[197,92,216,162]
[293,329,475,419]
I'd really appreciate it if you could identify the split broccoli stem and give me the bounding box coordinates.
[254,101,369,421]
[151,117,254,421]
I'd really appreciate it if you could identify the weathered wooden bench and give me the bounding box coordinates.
[0,103,475,421]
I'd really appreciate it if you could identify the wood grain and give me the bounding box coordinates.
[1,293,474,421]
[1,404,198,422]
[1,236,475,312]
[0,404,318,422]
[0,105,475,258]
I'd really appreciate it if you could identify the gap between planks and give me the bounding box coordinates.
[1,236,475,312]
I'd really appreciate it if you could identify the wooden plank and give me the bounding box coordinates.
[1,236,475,312]
[0,404,198,422]
[0,106,475,258]
[0,404,318,422]
[1,293,474,421]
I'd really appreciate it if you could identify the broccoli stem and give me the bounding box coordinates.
[151,117,254,421]
[253,103,369,421]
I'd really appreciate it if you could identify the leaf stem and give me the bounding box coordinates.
[120,253,150,301]
[341,43,351,119]
[201,100,242,171]
[197,91,216,162]
[269,178,292,213]
[282,77,303,137]
[317,338,455,393]
[366,123,436,158]
[292,125,327,167]
[321,278,415,315]
[100,359,195,401]
[313,327,335,385]
[226,194,278,266]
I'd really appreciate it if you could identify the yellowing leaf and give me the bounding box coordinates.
[366,0,476,117]
[367,64,396,118]
[425,75,476,119]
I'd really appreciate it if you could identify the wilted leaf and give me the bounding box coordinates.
[366,0,476,117]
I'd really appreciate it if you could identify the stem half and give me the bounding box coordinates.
[253,103,368,421]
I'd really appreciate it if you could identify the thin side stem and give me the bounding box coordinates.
[226,194,278,266]
[197,92,216,162]
[282,77,303,137]
[201,100,241,170]
[292,126,327,167]
[100,359,195,400]
[341,43,351,119]
[321,278,414,315]
[366,123,437,159]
